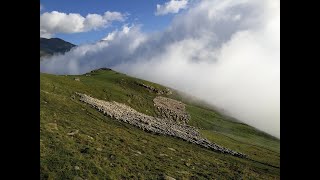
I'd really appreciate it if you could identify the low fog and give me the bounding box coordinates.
[40,0,280,138]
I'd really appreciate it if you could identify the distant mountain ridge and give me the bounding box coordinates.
[40,37,75,57]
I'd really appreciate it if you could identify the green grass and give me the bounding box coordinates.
[40,69,280,179]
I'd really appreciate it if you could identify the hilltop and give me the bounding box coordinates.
[40,68,279,179]
[40,37,75,58]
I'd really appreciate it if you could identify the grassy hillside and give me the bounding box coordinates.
[40,69,280,179]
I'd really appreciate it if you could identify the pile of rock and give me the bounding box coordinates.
[136,82,172,95]
[153,96,190,125]
[75,93,246,158]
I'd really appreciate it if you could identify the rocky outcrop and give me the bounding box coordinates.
[154,96,190,125]
[136,82,172,95]
[90,68,112,73]
[75,93,246,158]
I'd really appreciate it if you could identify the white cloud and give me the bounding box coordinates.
[155,0,188,16]
[41,0,280,138]
[101,25,133,41]
[233,14,241,21]
[40,11,126,38]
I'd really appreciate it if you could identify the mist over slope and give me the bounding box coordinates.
[40,0,280,138]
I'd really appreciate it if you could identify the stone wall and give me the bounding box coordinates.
[75,93,246,158]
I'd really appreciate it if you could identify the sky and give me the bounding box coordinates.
[40,0,280,138]
[40,0,183,45]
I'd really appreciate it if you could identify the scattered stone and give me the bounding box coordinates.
[166,89,173,95]
[136,151,142,155]
[141,140,148,143]
[96,148,103,151]
[163,175,176,180]
[73,176,83,180]
[74,166,80,170]
[86,135,94,140]
[131,149,142,155]
[185,162,191,167]
[67,130,79,136]
[168,148,176,152]
[109,163,115,167]
[135,82,172,95]
[46,123,58,131]
[159,154,168,157]
[109,154,116,160]
[74,78,80,81]
[75,93,246,158]
[135,151,142,155]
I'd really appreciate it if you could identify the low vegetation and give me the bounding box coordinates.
[40,69,280,179]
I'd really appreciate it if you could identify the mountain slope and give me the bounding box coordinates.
[40,69,280,179]
[40,37,75,57]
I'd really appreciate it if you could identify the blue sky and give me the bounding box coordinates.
[40,0,179,45]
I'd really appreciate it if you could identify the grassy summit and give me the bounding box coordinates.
[40,69,279,179]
